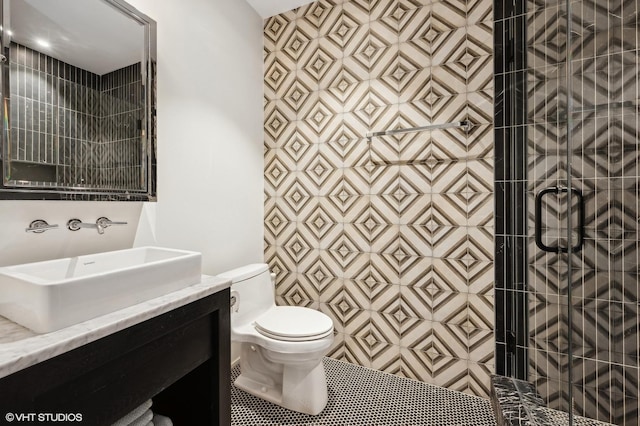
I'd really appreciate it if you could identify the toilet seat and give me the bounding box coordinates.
[254,306,333,342]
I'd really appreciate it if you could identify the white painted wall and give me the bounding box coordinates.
[128,0,264,275]
[0,201,142,267]
[0,0,264,275]
[125,0,264,365]
[245,0,314,18]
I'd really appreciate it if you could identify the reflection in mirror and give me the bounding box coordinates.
[0,0,156,200]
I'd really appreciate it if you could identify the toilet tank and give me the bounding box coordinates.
[217,263,275,327]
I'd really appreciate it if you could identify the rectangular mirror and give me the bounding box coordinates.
[0,0,156,200]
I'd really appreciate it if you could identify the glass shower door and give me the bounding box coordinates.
[566,0,640,424]
[498,0,638,423]
[525,0,573,417]
[527,0,639,424]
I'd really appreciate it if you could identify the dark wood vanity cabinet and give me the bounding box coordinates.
[0,289,231,426]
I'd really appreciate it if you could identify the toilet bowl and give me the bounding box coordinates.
[218,264,334,415]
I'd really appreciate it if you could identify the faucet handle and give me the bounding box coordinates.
[96,217,128,228]
[26,219,59,233]
[67,218,92,231]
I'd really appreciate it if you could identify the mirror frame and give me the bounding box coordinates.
[0,0,156,201]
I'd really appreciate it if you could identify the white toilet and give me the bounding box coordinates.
[218,264,334,415]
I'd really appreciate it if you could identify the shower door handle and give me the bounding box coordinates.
[535,186,584,253]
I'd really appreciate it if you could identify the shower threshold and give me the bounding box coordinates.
[491,376,615,426]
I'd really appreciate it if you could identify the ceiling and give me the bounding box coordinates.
[10,0,144,75]
[11,0,316,75]
[246,0,314,18]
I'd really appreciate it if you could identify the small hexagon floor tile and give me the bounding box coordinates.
[231,357,497,426]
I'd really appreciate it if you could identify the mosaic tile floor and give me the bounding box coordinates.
[231,357,497,426]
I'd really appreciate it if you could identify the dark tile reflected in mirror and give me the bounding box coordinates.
[0,0,156,201]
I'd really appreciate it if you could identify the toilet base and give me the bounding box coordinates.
[235,343,329,415]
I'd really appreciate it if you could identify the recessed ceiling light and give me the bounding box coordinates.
[35,38,50,48]
[7,30,13,36]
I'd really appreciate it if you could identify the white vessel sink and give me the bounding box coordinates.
[0,246,202,333]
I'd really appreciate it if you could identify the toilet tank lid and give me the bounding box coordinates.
[217,263,269,283]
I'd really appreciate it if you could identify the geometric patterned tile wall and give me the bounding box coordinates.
[516,0,640,424]
[264,0,495,398]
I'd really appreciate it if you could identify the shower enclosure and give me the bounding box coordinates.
[495,0,639,424]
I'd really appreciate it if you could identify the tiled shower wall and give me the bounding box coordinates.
[100,63,144,189]
[264,0,495,396]
[10,43,101,185]
[9,43,142,189]
[495,0,640,424]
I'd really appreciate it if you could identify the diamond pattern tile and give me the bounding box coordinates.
[265,0,494,399]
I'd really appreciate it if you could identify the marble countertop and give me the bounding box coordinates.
[0,275,230,380]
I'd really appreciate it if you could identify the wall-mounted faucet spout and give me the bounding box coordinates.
[67,217,127,235]
[67,219,102,234]
[96,217,128,234]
